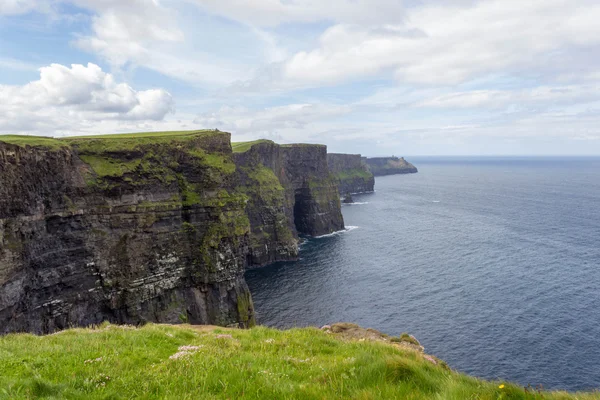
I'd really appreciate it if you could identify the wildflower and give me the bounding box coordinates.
[169,351,192,360]
[423,355,438,365]
[265,339,275,344]
[84,357,103,364]
[216,334,233,339]
[499,384,505,389]
[169,345,203,360]
[178,345,203,352]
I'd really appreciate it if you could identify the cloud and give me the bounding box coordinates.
[190,0,407,27]
[71,0,250,85]
[0,62,174,134]
[276,0,600,88]
[0,57,39,71]
[416,85,600,110]
[0,0,39,15]
[193,103,352,142]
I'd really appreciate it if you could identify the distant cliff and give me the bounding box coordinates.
[365,157,418,176]
[234,140,344,267]
[327,153,375,195]
[0,132,344,334]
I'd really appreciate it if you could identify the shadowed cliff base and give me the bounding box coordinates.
[0,131,343,334]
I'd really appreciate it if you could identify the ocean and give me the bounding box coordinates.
[245,157,600,391]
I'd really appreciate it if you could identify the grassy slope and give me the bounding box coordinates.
[0,324,594,400]
[336,168,373,181]
[0,135,69,150]
[231,140,274,153]
[0,131,219,151]
[65,130,215,139]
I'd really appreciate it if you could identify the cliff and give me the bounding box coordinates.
[0,132,344,334]
[327,153,375,195]
[365,156,418,176]
[234,141,344,267]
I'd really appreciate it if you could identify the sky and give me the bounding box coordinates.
[1,0,600,156]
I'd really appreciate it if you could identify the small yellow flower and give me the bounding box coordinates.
[499,384,505,389]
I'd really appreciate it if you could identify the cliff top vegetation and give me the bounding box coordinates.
[0,135,69,150]
[0,130,225,152]
[231,139,274,153]
[0,323,593,400]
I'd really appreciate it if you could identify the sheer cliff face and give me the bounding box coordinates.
[0,132,255,334]
[234,142,344,268]
[327,154,375,195]
[364,157,418,176]
[0,132,344,334]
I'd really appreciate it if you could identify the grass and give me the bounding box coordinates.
[335,168,373,181]
[231,140,274,153]
[65,130,217,139]
[280,143,326,148]
[63,130,226,154]
[0,131,225,154]
[0,324,595,400]
[0,135,70,150]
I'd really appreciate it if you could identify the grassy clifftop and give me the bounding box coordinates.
[0,323,593,400]
[0,130,224,151]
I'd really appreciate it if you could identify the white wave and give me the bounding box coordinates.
[432,200,441,203]
[313,226,359,239]
[344,202,369,205]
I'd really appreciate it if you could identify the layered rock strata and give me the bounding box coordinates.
[0,132,344,334]
[234,141,344,267]
[327,153,375,195]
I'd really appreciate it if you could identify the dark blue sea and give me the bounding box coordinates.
[245,157,600,392]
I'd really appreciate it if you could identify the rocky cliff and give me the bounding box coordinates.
[365,157,418,176]
[0,132,344,334]
[327,153,375,195]
[234,141,344,267]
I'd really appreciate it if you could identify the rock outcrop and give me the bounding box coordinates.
[327,153,375,195]
[364,157,418,176]
[0,131,344,334]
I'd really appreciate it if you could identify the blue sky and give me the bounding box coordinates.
[1,0,600,155]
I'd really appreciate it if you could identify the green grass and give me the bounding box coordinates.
[231,140,274,153]
[64,130,225,154]
[65,130,216,140]
[0,135,70,150]
[335,168,373,181]
[0,324,594,400]
[56,130,235,187]
[280,143,326,148]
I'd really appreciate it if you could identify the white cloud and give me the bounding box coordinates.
[278,0,600,88]
[0,63,174,135]
[0,0,39,15]
[71,0,251,85]
[190,0,407,27]
[416,85,600,109]
[193,103,352,142]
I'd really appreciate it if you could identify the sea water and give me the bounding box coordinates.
[246,157,600,391]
